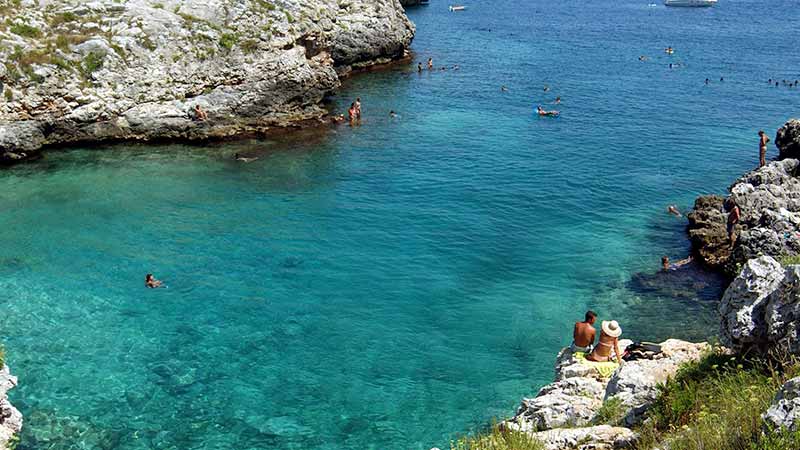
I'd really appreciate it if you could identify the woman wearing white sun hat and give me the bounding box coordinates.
[587,320,623,364]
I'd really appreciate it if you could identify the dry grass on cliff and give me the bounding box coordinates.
[450,424,544,450]
[636,350,800,450]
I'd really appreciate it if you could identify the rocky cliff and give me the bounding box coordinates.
[687,158,800,278]
[0,364,22,449]
[0,0,415,162]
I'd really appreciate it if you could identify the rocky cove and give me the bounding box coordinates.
[439,119,800,450]
[0,0,414,163]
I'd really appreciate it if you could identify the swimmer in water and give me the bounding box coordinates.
[389,110,398,118]
[543,85,550,92]
[555,96,561,104]
[427,57,433,70]
[418,62,423,72]
[501,85,508,92]
[145,273,163,288]
[536,105,559,117]
[668,205,682,217]
[662,256,692,271]
[234,153,259,163]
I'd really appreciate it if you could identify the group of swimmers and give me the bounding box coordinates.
[572,311,624,364]
[417,57,460,73]
[769,79,799,88]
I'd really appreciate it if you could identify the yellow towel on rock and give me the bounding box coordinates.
[573,351,619,378]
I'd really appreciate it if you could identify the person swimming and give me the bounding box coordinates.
[667,205,681,217]
[389,110,398,118]
[418,62,423,72]
[501,85,508,92]
[537,105,559,117]
[145,273,164,289]
[662,256,692,271]
[554,96,561,104]
[234,153,259,163]
[427,57,433,70]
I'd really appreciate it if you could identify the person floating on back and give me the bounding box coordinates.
[145,273,163,289]
[572,310,597,353]
[537,105,559,117]
[759,130,770,167]
[587,320,623,364]
[662,255,692,271]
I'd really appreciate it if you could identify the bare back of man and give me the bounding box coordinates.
[574,322,596,348]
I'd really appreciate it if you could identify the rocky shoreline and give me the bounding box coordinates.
[0,364,22,449]
[0,0,415,165]
[452,119,800,449]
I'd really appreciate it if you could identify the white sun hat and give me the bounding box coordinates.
[602,320,622,338]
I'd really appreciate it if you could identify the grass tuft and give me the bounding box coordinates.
[450,424,544,450]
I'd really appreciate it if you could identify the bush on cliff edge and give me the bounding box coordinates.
[636,349,800,450]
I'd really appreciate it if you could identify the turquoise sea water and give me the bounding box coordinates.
[2,0,800,448]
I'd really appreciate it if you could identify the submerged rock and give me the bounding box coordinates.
[777,119,800,160]
[0,0,415,162]
[0,364,22,449]
[764,377,800,432]
[688,159,800,277]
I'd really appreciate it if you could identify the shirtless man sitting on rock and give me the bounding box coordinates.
[572,310,597,353]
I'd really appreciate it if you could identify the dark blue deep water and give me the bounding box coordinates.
[1,0,799,448]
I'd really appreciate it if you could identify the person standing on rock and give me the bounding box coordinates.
[727,200,741,244]
[759,130,771,167]
[587,320,623,364]
[571,311,597,353]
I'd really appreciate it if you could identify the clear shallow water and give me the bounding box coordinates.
[2,0,800,448]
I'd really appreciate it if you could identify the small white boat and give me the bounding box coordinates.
[664,0,717,7]
[449,5,466,11]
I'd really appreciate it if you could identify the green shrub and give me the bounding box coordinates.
[9,22,42,38]
[81,52,105,77]
[752,427,800,450]
[4,88,13,102]
[284,10,294,23]
[219,33,237,50]
[780,254,800,266]
[49,11,78,27]
[639,351,784,450]
[451,424,544,450]
[593,397,625,425]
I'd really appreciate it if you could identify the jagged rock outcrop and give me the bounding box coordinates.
[688,159,800,277]
[504,339,707,445]
[764,377,800,432]
[604,339,708,426]
[0,0,415,163]
[777,119,800,160]
[719,255,800,354]
[0,365,22,449]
